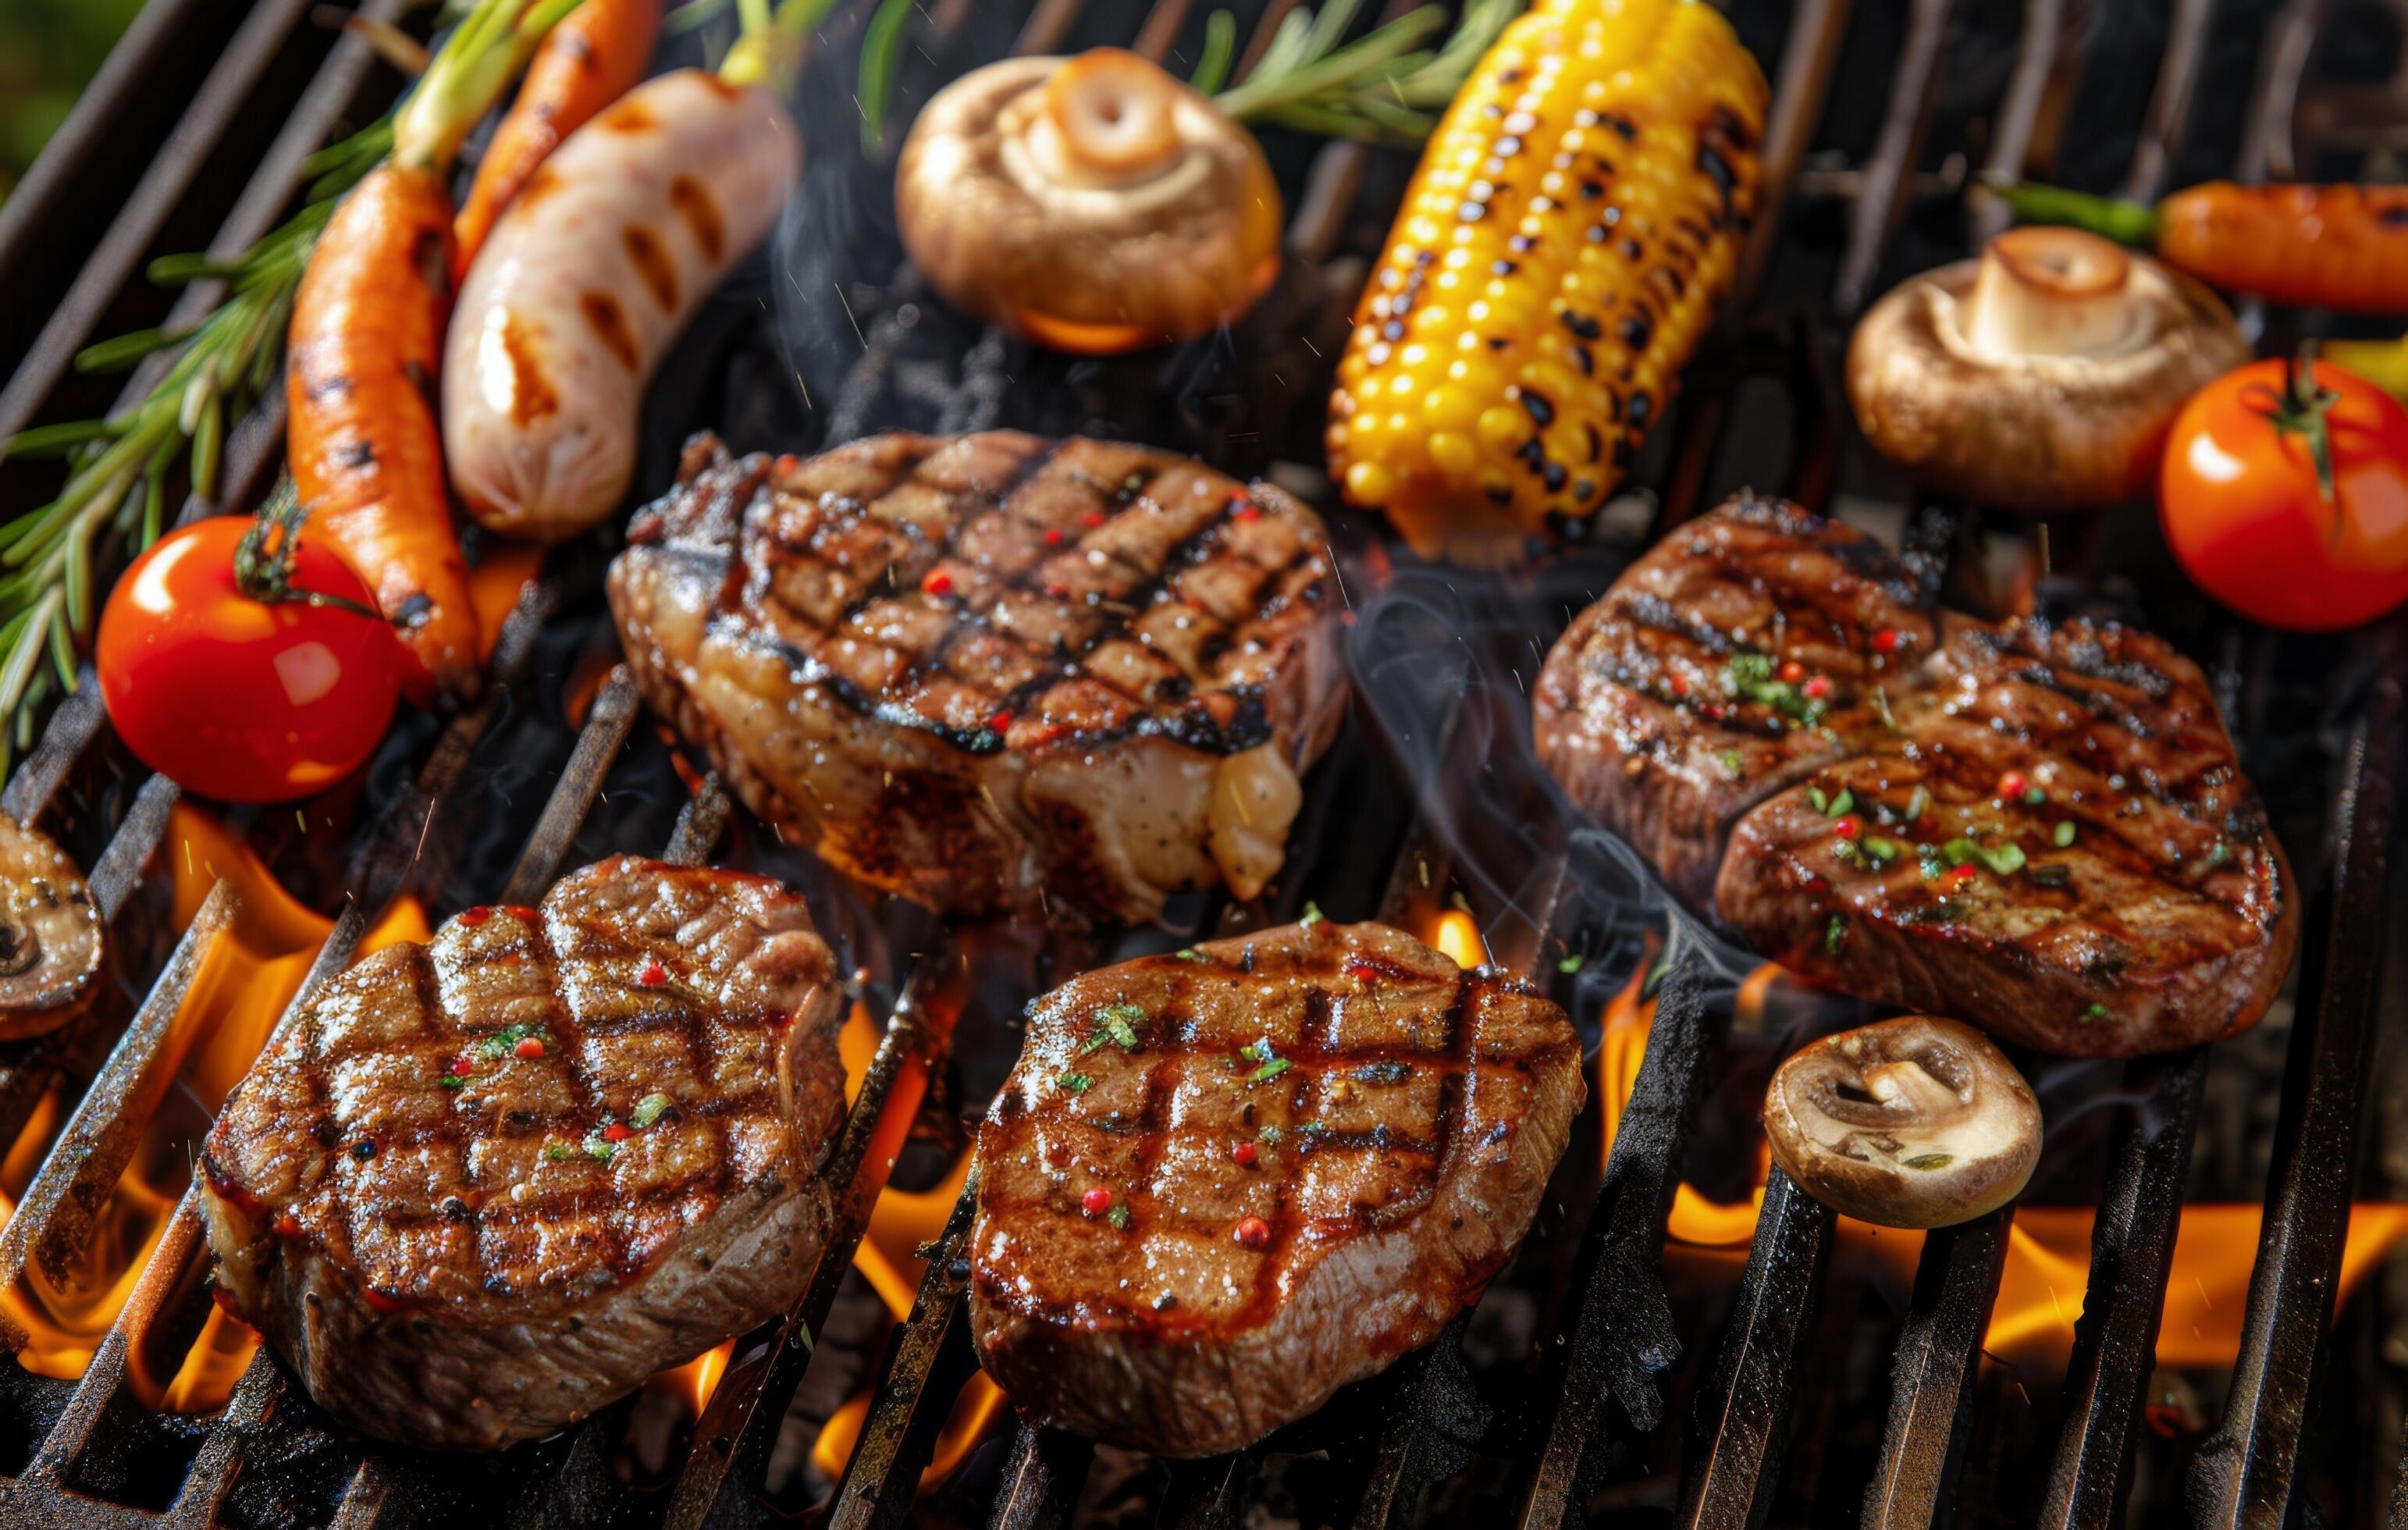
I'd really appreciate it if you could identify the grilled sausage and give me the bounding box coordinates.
[443,69,801,543]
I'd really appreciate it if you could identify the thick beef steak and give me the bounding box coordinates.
[969,918,1583,1456]
[1535,496,2295,1057]
[200,858,843,1450]
[609,432,1346,925]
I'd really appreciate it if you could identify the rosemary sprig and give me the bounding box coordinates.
[1211,0,1523,144]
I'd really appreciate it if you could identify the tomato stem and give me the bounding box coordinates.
[235,480,385,621]
[2245,340,2341,511]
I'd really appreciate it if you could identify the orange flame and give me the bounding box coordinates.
[654,1338,738,1415]
[7,804,425,1412]
[1429,909,1488,969]
[1592,962,2408,1375]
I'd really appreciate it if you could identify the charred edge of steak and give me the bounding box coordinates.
[625,432,1332,760]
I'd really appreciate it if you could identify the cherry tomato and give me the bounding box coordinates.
[98,515,400,802]
[2160,352,2408,630]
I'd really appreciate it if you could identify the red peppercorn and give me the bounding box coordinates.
[638,960,668,987]
[458,906,490,926]
[1778,660,1804,682]
[990,710,1015,732]
[1043,527,1064,546]
[1232,499,1261,522]
[922,569,955,597]
[1669,673,1690,697]
[1081,1187,1112,1216]
[1872,628,1900,654]
[1832,816,1862,839]
[1081,510,1108,528]
[1699,703,1727,721]
[774,453,801,475]
[1802,675,1832,700]
[1997,770,2028,800]
[505,905,538,921]
[514,1037,545,1060]
[1045,582,1070,599]
[1944,864,1979,889]
[450,1055,477,1079]
[1346,959,1380,982]
[1233,1215,1271,1251]
[1233,1141,1259,1168]
[602,1123,631,1143]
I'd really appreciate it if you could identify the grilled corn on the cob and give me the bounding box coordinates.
[1328,0,1768,562]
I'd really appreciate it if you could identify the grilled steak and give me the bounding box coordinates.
[199,857,843,1451]
[969,918,1583,1456]
[609,432,1346,925]
[0,815,103,1038]
[1535,495,2296,1057]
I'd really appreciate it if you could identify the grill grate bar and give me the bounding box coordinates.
[2039,1047,2208,1528]
[990,1422,1090,1530]
[1732,0,1851,307]
[498,666,641,906]
[1859,1207,2015,1528]
[1673,1168,1837,1529]
[0,877,235,1347]
[1518,956,1725,1528]
[1,665,106,826]
[2187,634,2405,1524]
[2118,0,2212,203]
[1832,0,1954,314]
[1968,0,2065,244]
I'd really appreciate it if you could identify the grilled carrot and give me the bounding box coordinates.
[452,0,662,282]
[1998,180,2408,315]
[286,0,583,706]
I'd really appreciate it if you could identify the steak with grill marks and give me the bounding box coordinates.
[608,432,1347,925]
[198,857,843,1451]
[1535,495,2297,1057]
[969,919,1583,1456]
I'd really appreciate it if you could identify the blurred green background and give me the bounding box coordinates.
[0,0,148,203]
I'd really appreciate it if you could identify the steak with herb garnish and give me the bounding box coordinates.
[968,916,1583,1456]
[1535,495,2296,1058]
[197,857,843,1451]
[609,432,1347,925]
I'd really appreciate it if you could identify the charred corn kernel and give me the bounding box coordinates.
[1328,0,1769,564]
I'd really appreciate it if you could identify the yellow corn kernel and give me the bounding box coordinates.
[1327,0,1770,564]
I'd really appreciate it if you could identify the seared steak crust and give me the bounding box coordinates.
[1535,496,2296,1058]
[200,858,843,1451]
[609,432,1346,924]
[969,920,1583,1456]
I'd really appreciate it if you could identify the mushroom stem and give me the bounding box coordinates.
[1031,48,1184,189]
[1963,226,2142,359]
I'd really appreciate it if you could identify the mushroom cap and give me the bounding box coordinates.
[1846,227,2250,514]
[1762,1015,2040,1229]
[0,814,104,1041]
[895,51,1284,354]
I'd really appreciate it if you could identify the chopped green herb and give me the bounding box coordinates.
[1250,1057,1294,1084]
[544,1143,573,1162]
[1901,1152,1953,1170]
[1809,786,1829,814]
[1055,1071,1094,1094]
[2086,1002,2108,1019]
[1717,749,1745,778]
[1556,953,1584,975]
[1105,1201,1131,1231]
[1825,788,1854,820]
[1904,785,1930,824]
[1981,842,2027,876]
[1872,686,1898,729]
[2053,821,2077,848]
[1862,836,1899,863]
[475,1023,550,1060]
[1825,916,1845,956]
[629,1092,675,1129]
[585,1139,617,1162]
[1239,1039,1268,1063]
[439,1074,468,1091]
[1079,1003,1149,1056]
[1300,901,1325,927]
[1941,838,1977,867]
[1175,948,1209,963]
[1717,650,1827,727]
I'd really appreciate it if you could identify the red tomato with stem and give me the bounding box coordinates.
[98,506,400,802]
[2160,347,2408,630]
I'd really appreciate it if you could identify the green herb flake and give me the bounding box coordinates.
[2052,821,2077,848]
[1901,1152,1954,1171]
[1941,838,1979,868]
[1717,749,1745,779]
[1825,916,1845,956]
[1300,901,1326,928]
[1825,788,1855,820]
[1105,1202,1132,1231]
[2086,1002,2109,1019]
[1980,842,2027,876]
[629,1092,675,1129]
[1250,1057,1294,1085]
[1079,1003,1149,1056]
[1809,786,1829,814]
[1556,953,1584,975]
[475,1022,550,1060]
[1175,948,1209,963]
[1904,785,1930,824]
[1872,686,1898,730]
[1055,1072,1094,1095]
[439,1074,468,1091]
[585,1139,617,1162]
[543,1143,573,1162]
[1862,836,1899,863]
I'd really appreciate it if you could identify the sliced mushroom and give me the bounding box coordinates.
[895,48,1283,354]
[1762,1015,2039,1229]
[0,815,104,1039]
[1846,226,2250,512]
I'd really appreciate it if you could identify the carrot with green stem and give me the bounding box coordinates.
[286,0,588,706]
[453,0,663,282]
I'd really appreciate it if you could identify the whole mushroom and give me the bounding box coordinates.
[1847,226,2250,513]
[1762,1016,2040,1229]
[895,48,1283,354]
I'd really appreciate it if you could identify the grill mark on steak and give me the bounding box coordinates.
[969,920,1580,1455]
[1536,496,2296,1058]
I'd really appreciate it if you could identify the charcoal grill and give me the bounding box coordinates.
[0,0,2403,1525]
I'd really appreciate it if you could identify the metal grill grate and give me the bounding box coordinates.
[0,0,2398,1527]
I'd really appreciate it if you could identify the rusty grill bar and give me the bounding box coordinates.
[0,0,2399,1526]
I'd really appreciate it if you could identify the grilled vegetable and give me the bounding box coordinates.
[443,9,806,543]
[452,0,663,281]
[288,0,584,706]
[1847,226,2249,512]
[1997,180,2408,315]
[1328,0,1769,564]
[2159,347,2408,632]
